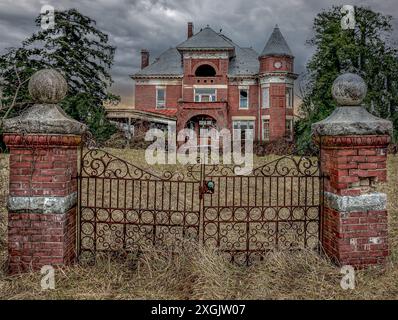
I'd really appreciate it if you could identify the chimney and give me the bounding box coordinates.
[141,49,149,69]
[187,22,193,39]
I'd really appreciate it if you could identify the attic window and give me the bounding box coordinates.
[195,64,216,77]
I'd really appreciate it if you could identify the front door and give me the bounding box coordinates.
[186,116,217,151]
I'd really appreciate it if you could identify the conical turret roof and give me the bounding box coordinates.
[260,25,293,57]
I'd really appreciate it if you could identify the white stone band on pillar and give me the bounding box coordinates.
[324,191,387,213]
[8,192,78,214]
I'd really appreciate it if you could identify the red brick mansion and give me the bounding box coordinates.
[130,23,297,142]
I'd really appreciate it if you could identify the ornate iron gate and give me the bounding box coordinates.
[201,156,321,265]
[78,149,201,262]
[78,148,322,265]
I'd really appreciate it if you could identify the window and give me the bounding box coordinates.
[156,88,165,109]
[262,119,270,141]
[195,64,216,77]
[233,120,254,141]
[286,87,293,108]
[195,88,216,102]
[239,89,249,109]
[262,87,269,108]
[285,119,293,141]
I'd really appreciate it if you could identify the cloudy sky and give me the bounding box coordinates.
[1,0,398,106]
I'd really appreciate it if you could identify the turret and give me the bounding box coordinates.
[259,25,294,74]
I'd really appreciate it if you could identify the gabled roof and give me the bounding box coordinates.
[260,25,293,57]
[177,26,234,50]
[134,48,183,77]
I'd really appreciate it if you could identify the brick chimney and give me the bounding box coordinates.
[187,22,193,39]
[141,49,149,69]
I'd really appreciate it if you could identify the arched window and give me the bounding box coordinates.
[195,64,216,77]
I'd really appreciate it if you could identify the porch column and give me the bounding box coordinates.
[3,69,86,274]
[312,73,393,268]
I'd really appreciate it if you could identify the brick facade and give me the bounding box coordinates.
[132,24,297,141]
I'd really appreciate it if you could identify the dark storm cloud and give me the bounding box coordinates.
[1,0,398,105]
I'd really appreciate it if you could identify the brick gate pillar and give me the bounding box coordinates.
[312,73,393,268]
[2,69,86,274]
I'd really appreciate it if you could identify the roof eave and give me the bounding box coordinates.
[259,71,298,79]
[259,53,294,59]
[176,47,234,51]
[131,74,183,80]
[228,74,259,79]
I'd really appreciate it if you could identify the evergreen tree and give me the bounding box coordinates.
[297,6,398,151]
[0,8,117,142]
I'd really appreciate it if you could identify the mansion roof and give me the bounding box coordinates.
[133,25,292,79]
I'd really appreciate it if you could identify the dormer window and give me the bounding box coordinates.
[195,64,216,77]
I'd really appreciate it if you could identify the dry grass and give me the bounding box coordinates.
[0,149,397,300]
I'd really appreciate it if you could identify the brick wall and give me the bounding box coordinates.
[259,56,294,73]
[322,207,388,266]
[319,135,390,267]
[8,208,76,274]
[4,134,80,274]
[9,147,77,197]
[321,137,388,196]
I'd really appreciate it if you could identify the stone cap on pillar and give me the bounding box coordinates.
[312,73,393,137]
[2,69,87,135]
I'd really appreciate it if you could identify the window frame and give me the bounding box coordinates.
[262,119,270,141]
[156,87,166,109]
[194,88,217,102]
[286,86,293,108]
[262,86,270,109]
[239,88,249,109]
[233,120,255,141]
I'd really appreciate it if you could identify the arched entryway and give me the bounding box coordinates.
[185,114,217,147]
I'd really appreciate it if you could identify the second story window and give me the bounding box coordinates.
[156,87,165,109]
[239,89,249,109]
[262,87,269,108]
[195,88,216,102]
[286,87,293,108]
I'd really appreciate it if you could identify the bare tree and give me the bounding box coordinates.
[0,66,31,126]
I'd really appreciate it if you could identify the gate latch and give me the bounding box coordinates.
[200,180,215,198]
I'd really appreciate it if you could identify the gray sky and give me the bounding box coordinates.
[1,0,398,106]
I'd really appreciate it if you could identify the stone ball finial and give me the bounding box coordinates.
[332,73,367,106]
[28,69,67,104]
